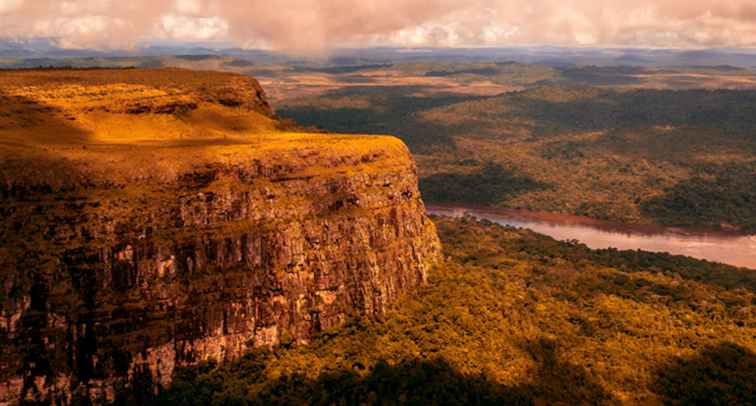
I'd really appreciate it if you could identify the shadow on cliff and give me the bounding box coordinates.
[651,341,755,405]
[0,91,93,146]
[420,163,548,206]
[151,338,615,406]
[0,92,103,404]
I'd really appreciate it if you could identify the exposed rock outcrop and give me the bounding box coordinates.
[0,69,441,404]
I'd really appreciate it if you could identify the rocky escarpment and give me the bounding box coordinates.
[0,69,441,404]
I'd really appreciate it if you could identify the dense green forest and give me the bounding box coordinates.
[279,85,479,152]
[154,217,755,405]
[279,84,756,232]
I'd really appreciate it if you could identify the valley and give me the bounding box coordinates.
[266,62,756,234]
[429,205,756,269]
[2,0,756,404]
[0,54,754,405]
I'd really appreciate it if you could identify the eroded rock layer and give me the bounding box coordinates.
[0,69,441,404]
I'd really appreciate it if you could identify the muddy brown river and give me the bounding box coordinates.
[428,205,756,269]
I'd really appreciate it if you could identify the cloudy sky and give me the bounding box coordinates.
[1,0,756,52]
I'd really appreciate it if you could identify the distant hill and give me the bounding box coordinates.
[4,40,756,68]
[277,76,756,232]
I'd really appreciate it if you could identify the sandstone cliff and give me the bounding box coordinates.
[0,69,441,404]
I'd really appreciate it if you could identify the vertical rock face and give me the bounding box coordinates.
[0,69,441,404]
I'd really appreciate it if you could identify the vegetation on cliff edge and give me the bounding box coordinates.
[155,216,755,405]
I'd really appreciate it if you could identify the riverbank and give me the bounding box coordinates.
[428,204,756,269]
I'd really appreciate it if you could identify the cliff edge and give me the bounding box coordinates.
[0,68,441,404]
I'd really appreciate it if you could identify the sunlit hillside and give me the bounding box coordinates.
[0,68,413,187]
[157,216,756,405]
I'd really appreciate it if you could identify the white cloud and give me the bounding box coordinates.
[0,0,23,14]
[1,1,756,51]
[160,14,229,40]
[481,25,519,44]
[174,0,201,15]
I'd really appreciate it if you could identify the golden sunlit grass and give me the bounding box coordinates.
[0,68,411,187]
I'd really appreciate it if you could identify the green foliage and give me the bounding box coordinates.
[513,88,756,136]
[154,217,755,405]
[653,342,755,406]
[278,86,484,152]
[419,163,547,205]
[642,162,756,231]
[277,77,756,232]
